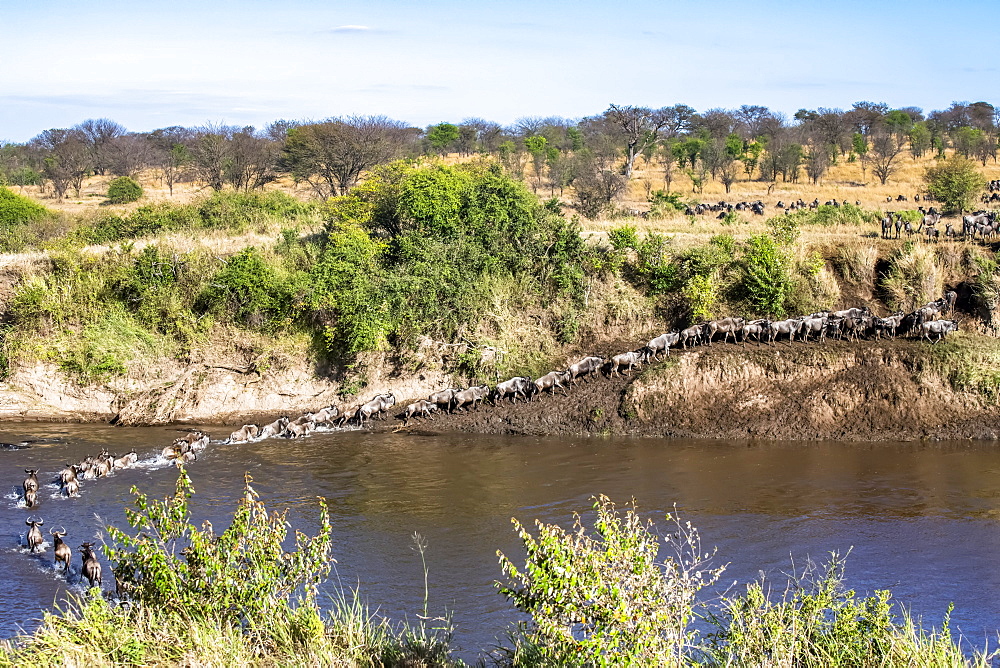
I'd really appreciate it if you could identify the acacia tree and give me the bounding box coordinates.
[604,103,694,178]
[283,116,412,198]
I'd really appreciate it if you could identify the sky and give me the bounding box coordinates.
[2,0,999,141]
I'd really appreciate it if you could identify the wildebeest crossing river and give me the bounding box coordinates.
[3,423,1000,659]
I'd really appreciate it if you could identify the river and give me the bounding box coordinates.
[2,424,999,659]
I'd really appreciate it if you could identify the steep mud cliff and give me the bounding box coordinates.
[1,337,998,442]
[409,340,1000,441]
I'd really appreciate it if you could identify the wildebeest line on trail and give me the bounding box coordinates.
[9,291,964,592]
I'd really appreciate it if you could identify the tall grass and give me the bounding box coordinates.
[881,242,945,311]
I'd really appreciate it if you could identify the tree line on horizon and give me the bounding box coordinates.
[1,100,998,217]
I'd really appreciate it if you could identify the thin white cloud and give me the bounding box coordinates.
[331,25,372,33]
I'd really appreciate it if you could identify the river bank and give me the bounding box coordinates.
[2,335,998,441]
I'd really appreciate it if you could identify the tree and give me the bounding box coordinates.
[32,128,92,199]
[805,144,830,184]
[719,159,740,193]
[523,135,549,193]
[741,140,763,179]
[571,152,626,218]
[868,130,905,185]
[190,124,233,191]
[426,122,460,154]
[852,133,869,179]
[924,156,986,214]
[225,127,280,192]
[283,116,412,198]
[909,123,932,159]
[603,104,693,178]
[77,118,126,175]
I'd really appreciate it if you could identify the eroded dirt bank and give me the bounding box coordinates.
[1,339,998,441]
[408,340,1000,441]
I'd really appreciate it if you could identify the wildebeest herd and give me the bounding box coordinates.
[13,431,210,590]
[10,289,964,591]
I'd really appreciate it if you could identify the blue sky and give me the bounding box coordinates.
[2,0,998,141]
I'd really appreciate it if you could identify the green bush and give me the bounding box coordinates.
[0,186,50,229]
[498,496,725,666]
[105,176,143,204]
[740,234,793,316]
[308,161,590,358]
[196,247,294,330]
[107,470,333,625]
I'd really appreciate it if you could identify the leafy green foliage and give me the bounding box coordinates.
[196,247,294,330]
[105,176,143,204]
[308,161,590,358]
[924,156,986,214]
[106,470,333,627]
[0,186,50,228]
[740,234,793,316]
[646,190,686,218]
[83,191,316,244]
[498,496,725,666]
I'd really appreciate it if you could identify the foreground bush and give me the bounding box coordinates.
[496,496,991,667]
[2,471,457,667]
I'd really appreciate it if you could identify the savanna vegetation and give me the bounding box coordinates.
[0,475,989,666]
[0,100,1000,400]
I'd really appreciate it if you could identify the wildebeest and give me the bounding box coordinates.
[492,377,536,403]
[311,405,341,427]
[113,451,138,470]
[872,313,904,340]
[797,315,828,343]
[644,333,679,360]
[402,400,437,425]
[943,290,958,314]
[702,317,745,346]
[451,385,491,411]
[355,393,396,425]
[767,318,803,344]
[740,319,770,347]
[567,356,605,383]
[62,476,79,498]
[428,388,460,413]
[80,542,102,589]
[259,416,290,438]
[678,325,702,349]
[227,424,261,444]
[283,415,315,438]
[534,371,572,395]
[23,468,38,496]
[607,350,647,377]
[25,517,44,553]
[920,319,959,344]
[51,528,71,572]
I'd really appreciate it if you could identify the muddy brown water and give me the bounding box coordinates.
[2,424,1000,659]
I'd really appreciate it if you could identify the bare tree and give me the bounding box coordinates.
[148,126,195,195]
[32,128,92,199]
[571,152,626,218]
[283,116,413,198]
[225,127,280,192]
[719,159,740,193]
[77,118,126,175]
[804,143,830,184]
[107,134,153,178]
[868,130,905,185]
[190,125,233,191]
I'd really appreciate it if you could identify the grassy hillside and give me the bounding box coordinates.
[0,155,998,413]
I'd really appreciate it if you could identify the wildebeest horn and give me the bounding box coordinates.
[50,526,66,536]
[25,517,41,526]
